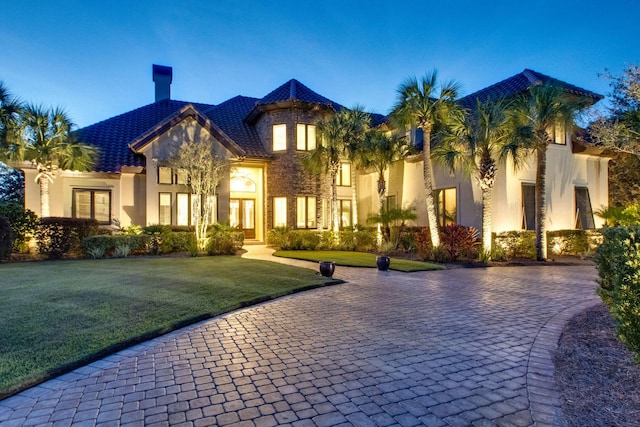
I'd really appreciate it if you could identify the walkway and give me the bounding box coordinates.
[0,247,600,426]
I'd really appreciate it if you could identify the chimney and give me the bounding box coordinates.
[152,64,172,102]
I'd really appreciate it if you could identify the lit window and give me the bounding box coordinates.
[73,189,111,224]
[230,175,257,193]
[322,199,328,229]
[296,124,317,151]
[273,197,287,227]
[296,196,317,228]
[158,166,173,184]
[552,122,566,145]
[176,169,189,185]
[335,162,351,186]
[339,200,352,228]
[273,124,287,151]
[522,184,535,230]
[159,192,172,225]
[434,187,457,227]
[177,193,190,226]
[575,187,595,229]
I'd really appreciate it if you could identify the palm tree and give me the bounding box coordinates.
[304,107,370,232]
[5,105,96,217]
[434,98,529,257]
[390,70,463,247]
[0,82,22,147]
[507,84,590,260]
[355,129,412,213]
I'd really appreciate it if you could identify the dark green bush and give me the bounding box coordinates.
[0,202,38,252]
[206,224,244,255]
[493,231,536,259]
[547,229,591,255]
[267,228,377,251]
[36,217,100,259]
[0,216,13,261]
[439,224,480,261]
[595,226,640,362]
[162,232,196,253]
[82,234,151,258]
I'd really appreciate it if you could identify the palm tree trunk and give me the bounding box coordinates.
[482,187,492,256]
[40,175,50,218]
[330,170,340,233]
[535,147,547,260]
[422,129,440,247]
[377,173,387,245]
[350,164,358,226]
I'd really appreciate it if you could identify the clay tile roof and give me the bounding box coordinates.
[204,96,270,159]
[258,79,344,109]
[76,99,205,173]
[459,69,603,109]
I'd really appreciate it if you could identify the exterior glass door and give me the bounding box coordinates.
[230,199,255,239]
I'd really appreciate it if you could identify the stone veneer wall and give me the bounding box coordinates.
[254,107,332,230]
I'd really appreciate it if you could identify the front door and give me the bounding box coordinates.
[230,199,255,239]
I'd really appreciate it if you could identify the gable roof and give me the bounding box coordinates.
[76,99,199,173]
[459,69,603,108]
[129,104,247,157]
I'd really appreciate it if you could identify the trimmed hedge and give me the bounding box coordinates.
[82,234,151,258]
[595,226,640,362]
[0,203,37,252]
[266,228,377,252]
[0,216,13,261]
[36,217,100,259]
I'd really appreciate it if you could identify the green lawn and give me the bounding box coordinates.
[273,250,444,272]
[0,256,340,399]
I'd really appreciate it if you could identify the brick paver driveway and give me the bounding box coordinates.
[0,254,599,427]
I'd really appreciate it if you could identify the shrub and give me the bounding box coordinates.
[113,244,132,258]
[0,202,38,252]
[82,234,150,258]
[595,226,640,361]
[439,224,480,261]
[36,217,100,259]
[415,227,433,261]
[206,224,244,255]
[161,231,196,253]
[547,230,591,255]
[0,216,13,261]
[493,231,536,259]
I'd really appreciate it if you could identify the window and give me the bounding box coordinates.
[386,195,397,210]
[176,169,189,185]
[434,187,457,227]
[273,124,287,151]
[522,183,535,230]
[296,124,317,151]
[273,197,287,227]
[158,166,173,184]
[322,199,329,229]
[159,192,172,225]
[339,200,352,228]
[73,189,111,224]
[335,162,351,186]
[296,196,317,228]
[551,122,566,145]
[177,193,190,226]
[575,187,595,229]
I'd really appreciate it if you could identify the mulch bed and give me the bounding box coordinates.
[554,303,640,427]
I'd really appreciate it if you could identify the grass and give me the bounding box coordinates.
[0,256,340,399]
[273,250,444,272]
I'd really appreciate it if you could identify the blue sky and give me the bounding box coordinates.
[2,0,639,128]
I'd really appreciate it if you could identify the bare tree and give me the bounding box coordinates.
[167,137,229,252]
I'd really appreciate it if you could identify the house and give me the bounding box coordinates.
[358,69,609,235]
[19,66,609,242]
